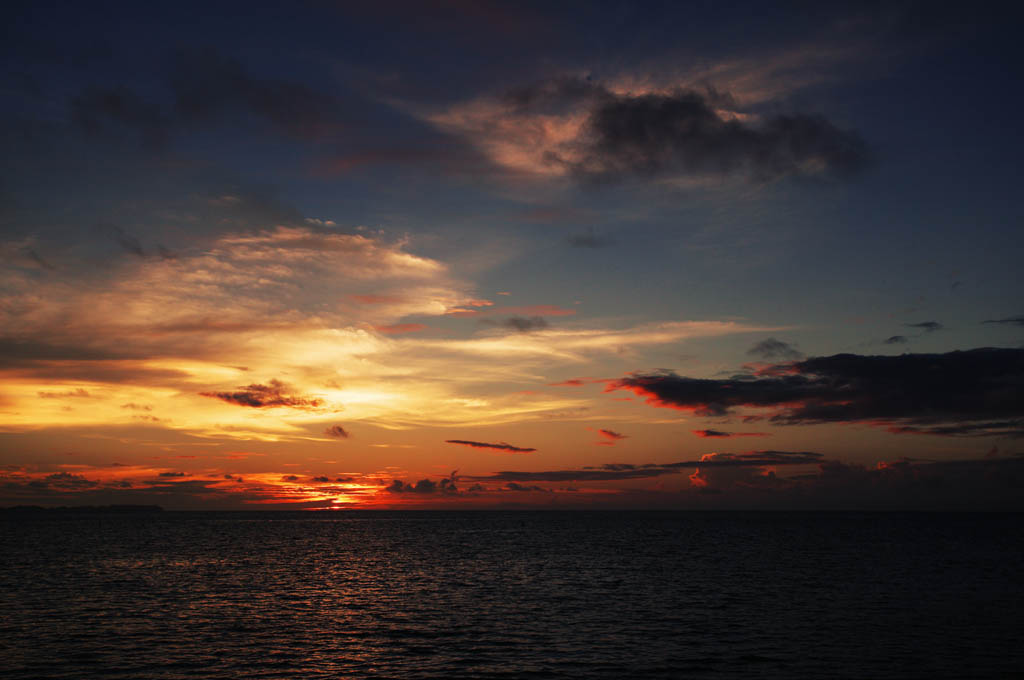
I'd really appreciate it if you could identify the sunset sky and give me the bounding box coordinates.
[3,1,1023,509]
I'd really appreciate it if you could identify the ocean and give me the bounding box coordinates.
[2,511,1022,678]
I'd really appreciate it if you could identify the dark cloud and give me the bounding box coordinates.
[694,429,731,438]
[37,388,90,399]
[386,477,459,494]
[0,338,136,365]
[200,379,324,409]
[158,471,185,477]
[71,85,169,147]
[25,248,54,270]
[466,451,822,482]
[884,335,908,345]
[505,482,551,492]
[907,321,943,333]
[141,479,230,495]
[99,224,145,257]
[504,76,606,111]
[311,475,330,483]
[983,316,1024,327]
[886,421,1024,438]
[692,429,769,438]
[747,337,802,360]
[281,475,299,482]
[171,49,344,140]
[598,428,627,440]
[41,472,100,489]
[445,439,537,453]
[794,457,1024,511]
[510,78,869,182]
[482,316,550,332]
[325,425,350,438]
[609,347,1024,436]
[66,49,347,150]
[585,94,869,181]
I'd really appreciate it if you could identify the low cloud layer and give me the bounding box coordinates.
[466,450,822,482]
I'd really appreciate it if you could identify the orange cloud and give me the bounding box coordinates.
[374,323,428,334]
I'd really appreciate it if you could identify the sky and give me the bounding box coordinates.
[2,1,1023,510]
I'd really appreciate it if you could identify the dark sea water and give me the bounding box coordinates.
[2,511,1022,679]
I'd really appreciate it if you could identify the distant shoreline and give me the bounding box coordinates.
[0,504,164,513]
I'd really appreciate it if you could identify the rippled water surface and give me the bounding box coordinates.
[2,511,1022,678]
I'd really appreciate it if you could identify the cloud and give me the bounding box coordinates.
[40,472,100,489]
[311,476,330,483]
[687,452,788,490]
[200,379,325,409]
[0,221,775,434]
[430,77,869,183]
[374,323,428,334]
[505,482,551,493]
[578,90,869,181]
[747,337,802,360]
[70,49,348,146]
[37,388,90,399]
[173,50,348,140]
[102,225,145,257]
[884,335,908,345]
[595,429,628,446]
[445,439,537,453]
[325,425,350,438]
[448,304,576,318]
[385,477,459,494]
[483,316,550,332]
[983,316,1024,327]
[465,450,822,482]
[692,429,769,438]
[907,321,943,333]
[609,347,1024,436]
[71,86,169,147]
[886,421,1024,438]
[158,471,186,477]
